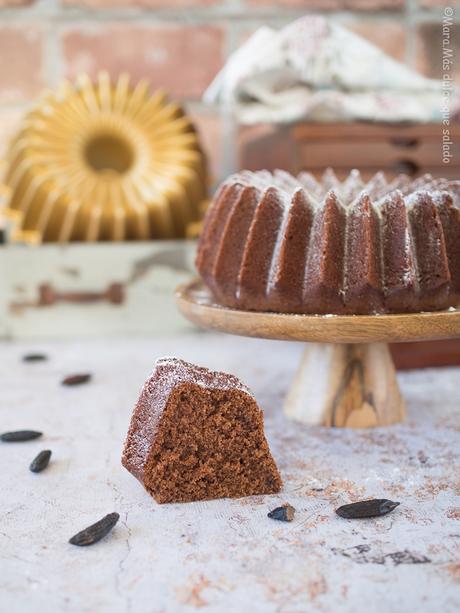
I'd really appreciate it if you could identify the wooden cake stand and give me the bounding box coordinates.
[176,279,460,429]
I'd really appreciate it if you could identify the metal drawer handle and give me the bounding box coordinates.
[391,160,420,176]
[38,283,124,306]
[390,137,419,148]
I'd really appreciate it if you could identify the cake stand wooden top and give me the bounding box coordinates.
[176,279,460,344]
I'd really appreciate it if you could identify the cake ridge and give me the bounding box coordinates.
[343,191,384,313]
[408,191,450,310]
[269,188,314,308]
[266,186,296,294]
[302,190,346,312]
[237,186,284,304]
[196,182,243,283]
[213,184,259,302]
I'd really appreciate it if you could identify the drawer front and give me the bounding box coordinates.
[297,139,460,175]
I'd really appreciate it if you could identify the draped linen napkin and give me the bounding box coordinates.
[204,16,460,124]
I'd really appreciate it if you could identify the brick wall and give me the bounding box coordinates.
[0,0,458,181]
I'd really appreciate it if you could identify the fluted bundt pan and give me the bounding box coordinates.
[196,169,460,315]
[0,72,207,243]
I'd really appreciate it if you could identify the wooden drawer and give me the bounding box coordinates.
[238,122,460,179]
[294,123,460,178]
[391,339,460,370]
[297,139,460,175]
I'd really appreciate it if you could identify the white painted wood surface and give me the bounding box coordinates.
[1,333,459,612]
[0,241,196,339]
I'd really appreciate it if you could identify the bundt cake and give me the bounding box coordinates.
[196,169,460,315]
[122,357,282,503]
[1,72,207,243]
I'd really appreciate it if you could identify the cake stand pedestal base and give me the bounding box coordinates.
[284,342,405,428]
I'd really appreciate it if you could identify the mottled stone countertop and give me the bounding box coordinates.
[1,333,459,612]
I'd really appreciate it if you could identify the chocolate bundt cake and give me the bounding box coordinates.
[122,358,282,503]
[196,169,460,315]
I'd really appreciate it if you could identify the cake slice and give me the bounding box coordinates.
[121,358,282,504]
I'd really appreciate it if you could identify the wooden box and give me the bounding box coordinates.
[0,241,197,339]
[239,122,460,179]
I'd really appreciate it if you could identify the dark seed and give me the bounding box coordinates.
[29,449,52,473]
[336,499,400,519]
[23,353,48,362]
[69,513,120,546]
[1,430,42,442]
[62,373,92,386]
[268,503,296,522]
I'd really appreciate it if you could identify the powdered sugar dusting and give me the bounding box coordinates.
[222,169,460,212]
[155,357,254,397]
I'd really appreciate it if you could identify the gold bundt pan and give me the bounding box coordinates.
[0,72,208,243]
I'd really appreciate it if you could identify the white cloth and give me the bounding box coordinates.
[205,16,460,124]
